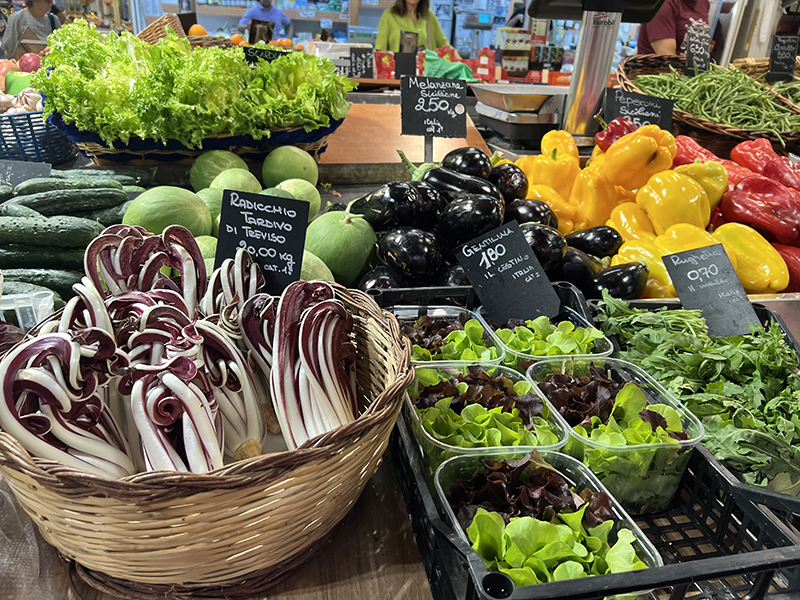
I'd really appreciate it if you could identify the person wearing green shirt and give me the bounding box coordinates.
[375,0,449,52]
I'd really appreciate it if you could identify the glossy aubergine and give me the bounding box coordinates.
[587,262,649,300]
[407,181,448,223]
[441,147,492,179]
[349,182,421,230]
[489,163,529,203]
[505,199,558,229]
[378,227,444,285]
[423,167,504,203]
[438,194,505,246]
[547,246,604,291]
[565,226,623,258]
[440,263,470,286]
[519,223,567,271]
[358,266,405,291]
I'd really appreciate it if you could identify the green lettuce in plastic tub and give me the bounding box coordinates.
[405,362,569,478]
[529,357,705,514]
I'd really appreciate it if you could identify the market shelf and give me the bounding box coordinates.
[191,4,350,22]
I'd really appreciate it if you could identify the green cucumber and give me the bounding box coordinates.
[1,280,66,310]
[14,177,123,196]
[0,246,85,270]
[4,188,127,216]
[0,184,12,202]
[0,216,101,247]
[73,200,132,227]
[122,185,146,194]
[0,204,44,218]
[52,167,152,186]
[1,268,83,298]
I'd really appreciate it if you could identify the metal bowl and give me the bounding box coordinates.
[470,84,569,112]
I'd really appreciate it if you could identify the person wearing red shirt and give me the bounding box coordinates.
[637,0,710,55]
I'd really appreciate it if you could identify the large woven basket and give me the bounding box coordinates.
[617,54,800,158]
[0,285,412,600]
[188,35,235,49]
[731,56,800,79]
[138,13,187,44]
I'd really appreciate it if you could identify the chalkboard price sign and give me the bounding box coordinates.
[604,88,673,130]
[401,76,467,139]
[349,47,374,79]
[456,221,561,324]
[216,190,310,295]
[0,160,51,187]
[768,35,800,82]
[662,243,760,337]
[685,25,712,76]
[243,46,289,65]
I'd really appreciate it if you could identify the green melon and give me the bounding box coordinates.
[276,179,321,222]
[196,187,224,221]
[190,150,248,192]
[259,187,295,199]
[262,146,319,188]
[305,211,376,287]
[210,168,262,194]
[123,186,212,237]
[301,250,334,282]
[195,235,218,273]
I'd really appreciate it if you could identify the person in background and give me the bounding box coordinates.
[637,0,709,55]
[375,0,449,52]
[238,0,293,38]
[50,3,65,25]
[1,0,58,58]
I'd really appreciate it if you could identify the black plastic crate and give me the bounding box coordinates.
[368,281,594,324]
[390,410,800,600]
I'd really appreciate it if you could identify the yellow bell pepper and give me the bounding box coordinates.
[568,168,618,231]
[526,184,577,235]
[674,160,728,210]
[607,203,656,242]
[655,223,737,272]
[603,125,677,190]
[585,146,605,172]
[516,150,581,202]
[611,240,676,298]
[614,186,637,204]
[635,171,711,235]
[712,223,790,294]
[541,130,579,161]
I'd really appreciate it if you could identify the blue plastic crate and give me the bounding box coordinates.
[0,110,77,164]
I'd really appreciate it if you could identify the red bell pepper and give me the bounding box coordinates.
[595,117,638,153]
[729,139,779,174]
[763,157,800,192]
[772,244,800,292]
[709,207,729,231]
[719,175,800,245]
[719,160,759,187]
[673,135,720,167]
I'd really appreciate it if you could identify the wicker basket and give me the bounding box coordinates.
[0,110,77,164]
[617,54,800,158]
[188,35,235,48]
[138,13,187,44]
[0,285,412,600]
[731,56,800,78]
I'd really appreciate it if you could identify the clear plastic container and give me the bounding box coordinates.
[405,362,569,480]
[476,305,613,372]
[434,449,663,600]
[391,305,506,367]
[527,357,705,514]
[0,291,54,332]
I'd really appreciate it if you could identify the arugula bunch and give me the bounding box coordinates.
[595,291,800,495]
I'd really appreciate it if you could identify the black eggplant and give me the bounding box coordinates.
[565,226,623,258]
[349,182,421,230]
[423,167,504,204]
[408,181,448,223]
[442,147,492,179]
[505,199,558,229]
[438,194,504,246]
[488,163,529,203]
[519,223,567,271]
[358,266,405,291]
[378,227,444,285]
[440,263,470,286]
[324,201,348,212]
[548,247,604,292]
[587,262,649,300]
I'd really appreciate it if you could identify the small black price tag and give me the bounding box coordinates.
[604,88,673,130]
[216,190,309,295]
[456,221,561,324]
[685,25,712,76]
[662,243,760,337]
[767,35,800,82]
[349,47,374,79]
[243,46,289,65]
[401,76,467,139]
[0,160,51,187]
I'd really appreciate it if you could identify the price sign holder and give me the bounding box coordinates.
[662,243,760,337]
[456,221,561,324]
[685,25,712,76]
[0,160,51,187]
[216,190,309,295]
[767,34,800,82]
[604,88,673,130]
[401,76,467,163]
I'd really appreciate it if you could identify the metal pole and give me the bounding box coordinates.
[424,136,433,163]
